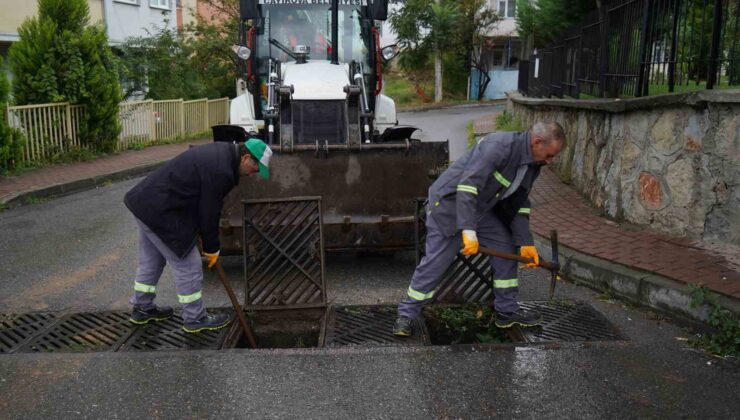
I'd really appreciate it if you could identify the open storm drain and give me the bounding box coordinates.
[0,301,624,354]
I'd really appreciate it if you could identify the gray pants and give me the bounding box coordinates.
[130,219,206,323]
[398,210,519,319]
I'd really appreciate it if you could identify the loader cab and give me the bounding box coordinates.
[252,3,374,113]
[233,0,394,147]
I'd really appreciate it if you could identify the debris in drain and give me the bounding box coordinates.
[227,309,323,349]
[423,304,513,345]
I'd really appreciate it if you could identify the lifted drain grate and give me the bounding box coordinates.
[416,199,493,304]
[19,312,134,353]
[119,312,230,351]
[0,313,58,354]
[243,197,326,310]
[325,305,430,347]
[516,301,625,343]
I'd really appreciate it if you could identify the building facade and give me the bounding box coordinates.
[470,0,521,100]
[177,0,198,30]
[0,0,180,56]
[103,0,176,44]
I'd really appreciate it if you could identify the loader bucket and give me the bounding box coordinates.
[219,141,448,254]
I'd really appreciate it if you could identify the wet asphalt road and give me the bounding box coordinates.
[0,105,738,418]
[399,105,504,161]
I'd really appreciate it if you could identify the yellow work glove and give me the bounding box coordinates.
[519,245,539,269]
[202,250,220,269]
[461,230,479,256]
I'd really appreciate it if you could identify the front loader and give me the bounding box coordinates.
[214,0,448,254]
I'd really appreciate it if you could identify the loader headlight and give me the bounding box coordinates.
[381,44,399,61]
[232,45,252,60]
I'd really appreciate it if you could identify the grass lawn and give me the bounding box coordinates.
[384,71,471,109]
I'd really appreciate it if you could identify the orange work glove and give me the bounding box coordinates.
[202,250,220,269]
[461,230,479,256]
[519,245,539,269]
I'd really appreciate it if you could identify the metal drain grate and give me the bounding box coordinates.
[243,197,326,309]
[517,301,625,343]
[0,313,58,354]
[19,312,135,353]
[325,305,430,347]
[119,313,230,351]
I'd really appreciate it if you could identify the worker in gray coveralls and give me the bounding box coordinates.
[393,122,566,336]
[124,139,272,333]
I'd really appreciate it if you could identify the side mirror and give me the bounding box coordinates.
[239,0,259,20]
[232,44,252,60]
[369,0,389,20]
[381,44,399,61]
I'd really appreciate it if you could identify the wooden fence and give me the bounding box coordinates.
[6,97,230,163]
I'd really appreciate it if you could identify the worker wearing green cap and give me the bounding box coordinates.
[124,139,272,332]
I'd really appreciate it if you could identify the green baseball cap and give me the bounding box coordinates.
[244,138,272,179]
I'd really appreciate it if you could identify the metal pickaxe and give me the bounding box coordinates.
[212,261,258,348]
[478,230,561,300]
[199,238,257,348]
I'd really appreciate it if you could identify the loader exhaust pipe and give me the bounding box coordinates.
[331,0,339,65]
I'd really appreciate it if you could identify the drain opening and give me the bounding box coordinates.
[423,304,515,345]
[224,308,325,349]
[1,301,624,354]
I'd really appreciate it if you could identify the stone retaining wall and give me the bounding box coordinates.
[507,90,740,245]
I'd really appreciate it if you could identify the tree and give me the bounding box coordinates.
[118,1,240,100]
[119,24,210,100]
[8,0,121,152]
[0,60,25,171]
[454,0,499,100]
[391,0,499,102]
[184,0,241,99]
[391,0,460,102]
[516,0,596,48]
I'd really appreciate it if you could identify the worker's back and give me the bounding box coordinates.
[124,142,239,258]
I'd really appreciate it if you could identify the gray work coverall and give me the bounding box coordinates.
[398,131,540,318]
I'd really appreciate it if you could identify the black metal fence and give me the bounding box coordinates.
[520,0,740,98]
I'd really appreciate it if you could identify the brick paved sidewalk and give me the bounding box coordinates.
[0,140,208,203]
[531,168,740,300]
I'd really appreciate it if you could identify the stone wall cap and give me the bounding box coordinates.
[506,89,740,113]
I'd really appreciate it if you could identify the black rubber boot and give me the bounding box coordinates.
[129,305,174,325]
[393,315,413,337]
[494,308,543,328]
[183,313,231,333]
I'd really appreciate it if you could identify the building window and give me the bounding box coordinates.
[114,0,140,5]
[496,0,516,18]
[150,0,170,10]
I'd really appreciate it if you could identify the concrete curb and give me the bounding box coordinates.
[398,100,505,113]
[534,234,740,324]
[0,161,166,208]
